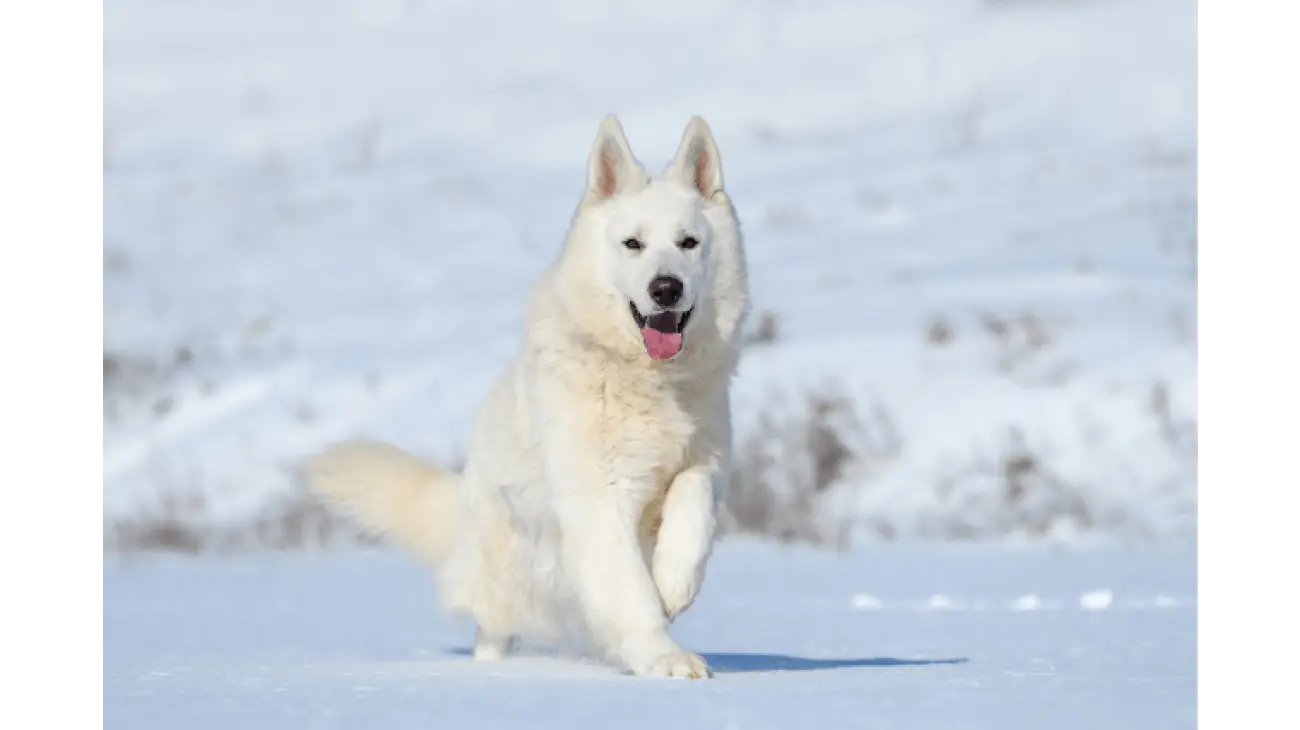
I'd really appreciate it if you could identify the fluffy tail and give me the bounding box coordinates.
[305,440,458,565]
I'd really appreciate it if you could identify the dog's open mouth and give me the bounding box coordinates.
[630,303,693,361]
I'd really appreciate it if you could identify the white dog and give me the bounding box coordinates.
[307,115,749,679]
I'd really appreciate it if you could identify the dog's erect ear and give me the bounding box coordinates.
[587,115,647,200]
[668,116,724,199]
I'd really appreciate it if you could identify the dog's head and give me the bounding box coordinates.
[557,115,748,364]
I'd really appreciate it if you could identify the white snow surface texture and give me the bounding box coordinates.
[105,540,1196,729]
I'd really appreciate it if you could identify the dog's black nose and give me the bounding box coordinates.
[649,275,684,307]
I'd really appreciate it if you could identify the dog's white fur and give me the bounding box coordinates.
[307,115,749,679]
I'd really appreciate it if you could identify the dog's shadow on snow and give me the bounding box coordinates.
[447,647,967,674]
[701,653,969,674]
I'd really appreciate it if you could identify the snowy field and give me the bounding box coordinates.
[106,539,1196,729]
[105,0,1197,724]
[104,0,1197,544]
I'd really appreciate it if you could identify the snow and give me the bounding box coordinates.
[104,1,1197,718]
[104,0,1197,542]
[105,539,1197,729]
[1080,589,1116,611]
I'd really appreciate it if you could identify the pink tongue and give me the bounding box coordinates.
[641,328,683,360]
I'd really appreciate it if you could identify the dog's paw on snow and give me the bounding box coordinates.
[643,651,712,680]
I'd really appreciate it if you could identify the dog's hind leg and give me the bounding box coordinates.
[443,481,535,662]
[473,626,516,661]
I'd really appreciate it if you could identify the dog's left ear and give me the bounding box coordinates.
[668,116,724,199]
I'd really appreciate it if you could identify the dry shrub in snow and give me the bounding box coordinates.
[105,488,376,556]
[722,385,901,549]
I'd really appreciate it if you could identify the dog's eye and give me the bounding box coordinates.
[622,237,644,251]
[678,236,699,251]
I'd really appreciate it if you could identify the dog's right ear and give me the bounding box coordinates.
[587,115,647,201]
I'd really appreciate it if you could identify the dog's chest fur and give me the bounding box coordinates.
[601,374,700,489]
[600,371,710,546]
[546,350,717,502]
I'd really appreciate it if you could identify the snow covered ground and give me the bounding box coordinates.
[104,0,1197,543]
[103,3,1198,723]
[104,2,1197,723]
[105,539,1197,729]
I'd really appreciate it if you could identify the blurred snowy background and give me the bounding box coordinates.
[104,0,1197,553]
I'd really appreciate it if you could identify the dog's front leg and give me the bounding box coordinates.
[555,478,711,679]
[653,463,720,622]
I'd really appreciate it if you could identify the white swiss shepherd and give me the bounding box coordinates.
[307,115,749,679]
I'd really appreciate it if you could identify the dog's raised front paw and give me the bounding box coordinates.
[654,562,702,622]
[642,650,712,680]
